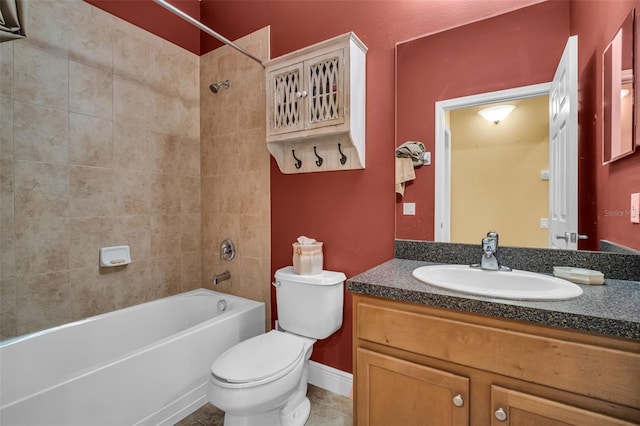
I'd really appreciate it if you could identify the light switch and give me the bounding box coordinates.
[403,202,416,215]
[540,170,550,181]
[631,193,640,223]
[540,218,549,229]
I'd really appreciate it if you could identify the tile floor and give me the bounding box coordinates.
[175,385,353,425]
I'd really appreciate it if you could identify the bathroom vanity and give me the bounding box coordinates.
[348,256,640,425]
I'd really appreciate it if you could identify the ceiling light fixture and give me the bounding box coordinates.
[478,105,516,124]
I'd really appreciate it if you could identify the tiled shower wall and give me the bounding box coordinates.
[0,0,202,339]
[199,28,272,330]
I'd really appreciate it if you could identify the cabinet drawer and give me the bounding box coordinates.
[356,300,640,408]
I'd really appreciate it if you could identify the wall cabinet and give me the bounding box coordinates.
[353,294,640,426]
[265,32,367,173]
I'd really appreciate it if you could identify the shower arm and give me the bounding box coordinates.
[152,0,265,68]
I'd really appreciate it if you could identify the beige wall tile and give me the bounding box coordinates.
[25,0,70,59]
[112,259,152,309]
[14,160,69,219]
[238,171,268,215]
[239,128,268,172]
[0,43,13,98]
[113,28,150,84]
[69,217,112,270]
[181,214,201,254]
[113,75,150,126]
[149,130,182,175]
[112,215,151,261]
[13,42,68,110]
[1,158,14,219]
[181,252,201,292]
[149,48,181,98]
[70,266,116,321]
[113,123,150,171]
[181,136,201,176]
[69,166,114,217]
[69,61,113,120]
[113,169,151,216]
[69,113,113,167]
[14,217,69,277]
[201,177,221,216]
[15,271,71,335]
[13,101,69,163]
[1,218,15,280]
[217,174,241,214]
[68,4,113,71]
[0,279,16,339]
[150,173,181,215]
[180,176,201,214]
[151,256,181,297]
[150,214,182,258]
[0,97,13,159]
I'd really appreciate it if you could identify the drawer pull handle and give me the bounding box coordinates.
[494,407,507,422]
[452,394,464,407]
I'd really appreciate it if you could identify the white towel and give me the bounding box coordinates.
[395,157,415,196]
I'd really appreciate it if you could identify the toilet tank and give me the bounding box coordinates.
[274,266,345,340]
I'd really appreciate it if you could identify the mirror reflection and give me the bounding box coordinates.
[603,10,636,163]
[448,96,550,248]
[395,1,640,252]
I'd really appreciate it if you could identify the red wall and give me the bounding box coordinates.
[570,0,640,251]
[200,0,544,373]
[395,1,571,242]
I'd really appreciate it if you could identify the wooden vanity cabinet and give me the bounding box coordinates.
[352,294,640,426]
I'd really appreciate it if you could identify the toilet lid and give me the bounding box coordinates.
[211,331,305,384]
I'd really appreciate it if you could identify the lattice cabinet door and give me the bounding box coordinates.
[268,62,305,136]
[304,49,346,130]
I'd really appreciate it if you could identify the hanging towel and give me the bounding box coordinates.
[0,0,27,43]
[395,157,415,196]
[395,141,426,167]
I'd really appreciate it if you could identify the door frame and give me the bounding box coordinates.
[434,83,552,242]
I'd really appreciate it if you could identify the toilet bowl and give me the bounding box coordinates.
[207,330,315,426]
[207,267,346,426]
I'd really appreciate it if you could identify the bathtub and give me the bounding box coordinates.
[0,289,265,426]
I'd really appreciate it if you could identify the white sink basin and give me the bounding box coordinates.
[412,265,583,300]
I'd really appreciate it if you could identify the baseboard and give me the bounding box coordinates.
[307,360,353,398]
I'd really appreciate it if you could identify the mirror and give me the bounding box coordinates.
[395,1,640,252]
[603,10,636,163]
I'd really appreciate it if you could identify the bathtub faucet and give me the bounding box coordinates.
[212,271,231,285]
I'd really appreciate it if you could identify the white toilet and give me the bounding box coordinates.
[207,266,346,426]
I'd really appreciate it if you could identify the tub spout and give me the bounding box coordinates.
[212,271,231,285]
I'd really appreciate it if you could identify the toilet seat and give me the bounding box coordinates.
[211,330,305,388]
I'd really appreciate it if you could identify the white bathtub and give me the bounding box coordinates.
[0,289,265,426]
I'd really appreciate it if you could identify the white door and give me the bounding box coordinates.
[549,36,579,249]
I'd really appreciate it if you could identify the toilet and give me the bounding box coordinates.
[207,266,346,426]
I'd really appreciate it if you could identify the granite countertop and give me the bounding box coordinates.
[347,258,640,341]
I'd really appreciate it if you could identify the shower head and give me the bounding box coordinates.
[210,80,230,93]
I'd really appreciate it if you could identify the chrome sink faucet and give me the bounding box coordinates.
[472,231,511,271]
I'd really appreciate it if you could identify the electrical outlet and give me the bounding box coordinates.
[631,193,640,223]
[540,218,549,229]
[403,202,416,216]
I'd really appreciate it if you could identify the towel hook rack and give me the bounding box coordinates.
[313,146,323,167]
[338,143,347,165]
[292,149,302,169]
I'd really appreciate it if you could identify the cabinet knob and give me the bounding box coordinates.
[494,407,507,422]
[452,394,464,407]
[295,91,308,98]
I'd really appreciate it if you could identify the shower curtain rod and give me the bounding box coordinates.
[152,0,265,67]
